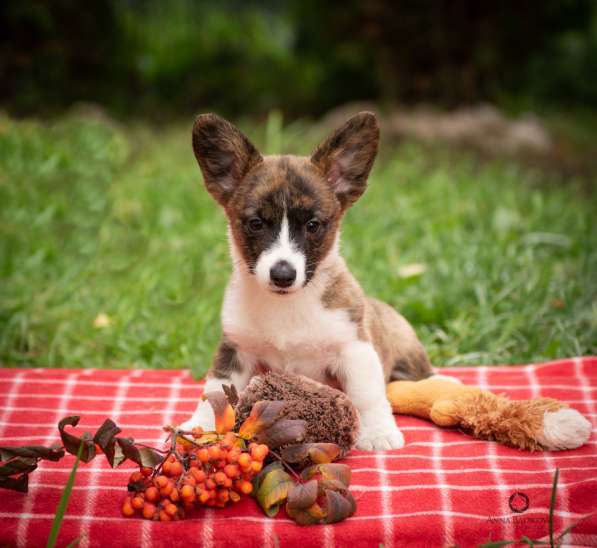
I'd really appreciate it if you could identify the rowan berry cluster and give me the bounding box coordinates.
[121,429,269,521]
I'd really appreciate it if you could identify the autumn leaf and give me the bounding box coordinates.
[0,457,38,476]
[0,474,28,493]
[323,489,356,523]
[222,384,239,407]
[286,502,326,525]
[116,437,163,468]
[255,419,307,449]
[238,400,285,439]
[301,463,351,487]
[0,445,65,462]
[58,416,96,463]
[281,443,341,465]
[203,391,236,434]
[255,466,295,517]
[287,479,318,510]
[93,419,125,467]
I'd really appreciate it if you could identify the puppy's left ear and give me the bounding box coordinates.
[311,111,379,209]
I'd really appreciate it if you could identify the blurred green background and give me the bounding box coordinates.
[1,1,596,374]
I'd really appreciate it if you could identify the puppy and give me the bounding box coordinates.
[183,112,432,450]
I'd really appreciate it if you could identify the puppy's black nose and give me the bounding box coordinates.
[270,260,296,288]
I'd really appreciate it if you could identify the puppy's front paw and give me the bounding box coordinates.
[178,399,215,432]
[357,421,405,450]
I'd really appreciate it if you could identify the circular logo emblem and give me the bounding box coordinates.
[508,492,530,513]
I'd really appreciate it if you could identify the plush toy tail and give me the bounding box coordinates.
[451,392,592,451]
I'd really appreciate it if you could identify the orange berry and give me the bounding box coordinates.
[208,445,221,460]
[129,471,143,483]
[142,502,156,519]
[238,453,251,469]
[159,510,171,522]
[198,448,210,462]
[184,475,196,487]
[218,489,229,502]
[165,503,178,517]
[205,478,216,490]
[251,460,262,473]
[222,432,236,447]
[169,488,179,502]
[145,486,159,502]
[141,466,153,477]
[160,482,173,496]
[226,449,239,463]
[199,490,210,503]
[191,468,206,483]
[251,444,269,462]
[162,461,172,475]
[155,475,169,488]
[239,480,253,495]
[230,491,241,502]
[223,477,232,488]
[224,464,238,478]
[248,442,258,451]
[214,471,227,485]
[169,461,183,477]
[180,484,195,501]
[122,497,135,517]
[131,496,144,510]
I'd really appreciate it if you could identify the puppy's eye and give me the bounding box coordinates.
[248,218,264,232]
[306,219,321,234]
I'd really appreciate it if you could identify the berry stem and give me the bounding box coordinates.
[267,448,301,482]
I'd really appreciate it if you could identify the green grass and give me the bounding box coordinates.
[0,113,596,376]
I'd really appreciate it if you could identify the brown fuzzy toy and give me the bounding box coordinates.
[235,371,359,455]
[387,377,592,451]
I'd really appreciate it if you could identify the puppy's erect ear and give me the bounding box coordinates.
[311,111,379,209]
[192,114,263,206]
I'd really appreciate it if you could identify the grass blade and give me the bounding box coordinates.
[46,441,83,548]
[548,468,560,548]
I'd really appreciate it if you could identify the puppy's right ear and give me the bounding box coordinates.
[192,114,262,206]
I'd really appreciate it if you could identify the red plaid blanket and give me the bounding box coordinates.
[1,358,596,548]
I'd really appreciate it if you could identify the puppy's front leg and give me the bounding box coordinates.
[180,341,253,431]
[337,341,404,450]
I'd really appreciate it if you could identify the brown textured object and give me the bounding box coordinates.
[387,377,592,451]
[235,372,360,455]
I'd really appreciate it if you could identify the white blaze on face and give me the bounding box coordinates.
[255,213,306,292]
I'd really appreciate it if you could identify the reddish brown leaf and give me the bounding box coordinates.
[281,443,341,464]
[58,416,96,463]
[238,400,285,439]
[222,384,239,407]
[0,457,38,476]
[255,419,306,449]
[287,479,318,510]
[116,437,163,468]
[286,502,326,525]
[323,489,356,523]
[203,391,236,434]
[0,473,28,493]
[93,419,124,467]
[308,443,341,464]
[301,463,352,487]
[255,466,295,517]
[0,445,65,462]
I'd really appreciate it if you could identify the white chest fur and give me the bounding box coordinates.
[221,271,357,381]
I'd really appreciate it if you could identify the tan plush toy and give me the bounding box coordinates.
[387,377,592,451]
